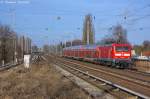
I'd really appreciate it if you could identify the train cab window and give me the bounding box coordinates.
[115,46,129,52]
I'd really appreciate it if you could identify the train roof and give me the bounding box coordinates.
[63,45,97,50]
[111,43,131,46]
[63,43,131,50]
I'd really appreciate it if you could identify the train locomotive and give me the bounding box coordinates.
[63,43,132,68]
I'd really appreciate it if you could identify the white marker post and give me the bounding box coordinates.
[24,54,31,68]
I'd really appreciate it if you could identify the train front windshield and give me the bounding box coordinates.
[115,46,129,52]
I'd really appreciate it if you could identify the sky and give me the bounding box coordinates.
[0,0,150,47]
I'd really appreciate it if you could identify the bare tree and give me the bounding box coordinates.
[0,25,32,65]
[0,25,17,65]
[112,24,128,44]
[32,45,39,53]
[43,44,50,54]
[98,24,129,45]
[143,40,150,50]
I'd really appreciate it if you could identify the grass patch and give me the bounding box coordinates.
[0,63,90,99]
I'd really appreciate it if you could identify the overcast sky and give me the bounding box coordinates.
[0,0,150,46]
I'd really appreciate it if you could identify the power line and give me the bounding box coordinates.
[120,14,150,26]
[122,4,150,20]
[131,14,150,21]
[131,4,150,15]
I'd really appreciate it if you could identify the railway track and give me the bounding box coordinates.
[54,63,133,98]
[0,63,20,71]
[63,57,150,84]
[52,56,150,99]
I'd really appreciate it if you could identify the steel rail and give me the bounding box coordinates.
[55,62,124,99]
[0,63,20,71]
[56,61,150,99]
[63,57,150,86]
[60,59,150,86]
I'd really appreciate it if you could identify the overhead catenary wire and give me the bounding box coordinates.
[0,2,149,32]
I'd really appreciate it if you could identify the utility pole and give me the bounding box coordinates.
[9,8,16,29]
[13,37,17,64]
[10,8,17,64]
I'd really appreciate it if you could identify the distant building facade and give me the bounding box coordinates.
[82,14,95,45]
[65,39,82,47]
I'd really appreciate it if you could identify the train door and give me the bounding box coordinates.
[99,47,102,58]
[108,47,112,59]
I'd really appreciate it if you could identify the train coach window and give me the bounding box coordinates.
[115,46,129,52]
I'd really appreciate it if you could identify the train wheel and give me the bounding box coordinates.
[111,62,116,68]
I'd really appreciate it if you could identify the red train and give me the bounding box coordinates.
[63,43,132,68]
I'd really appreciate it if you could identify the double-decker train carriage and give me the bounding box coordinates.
[63,43,132,68]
